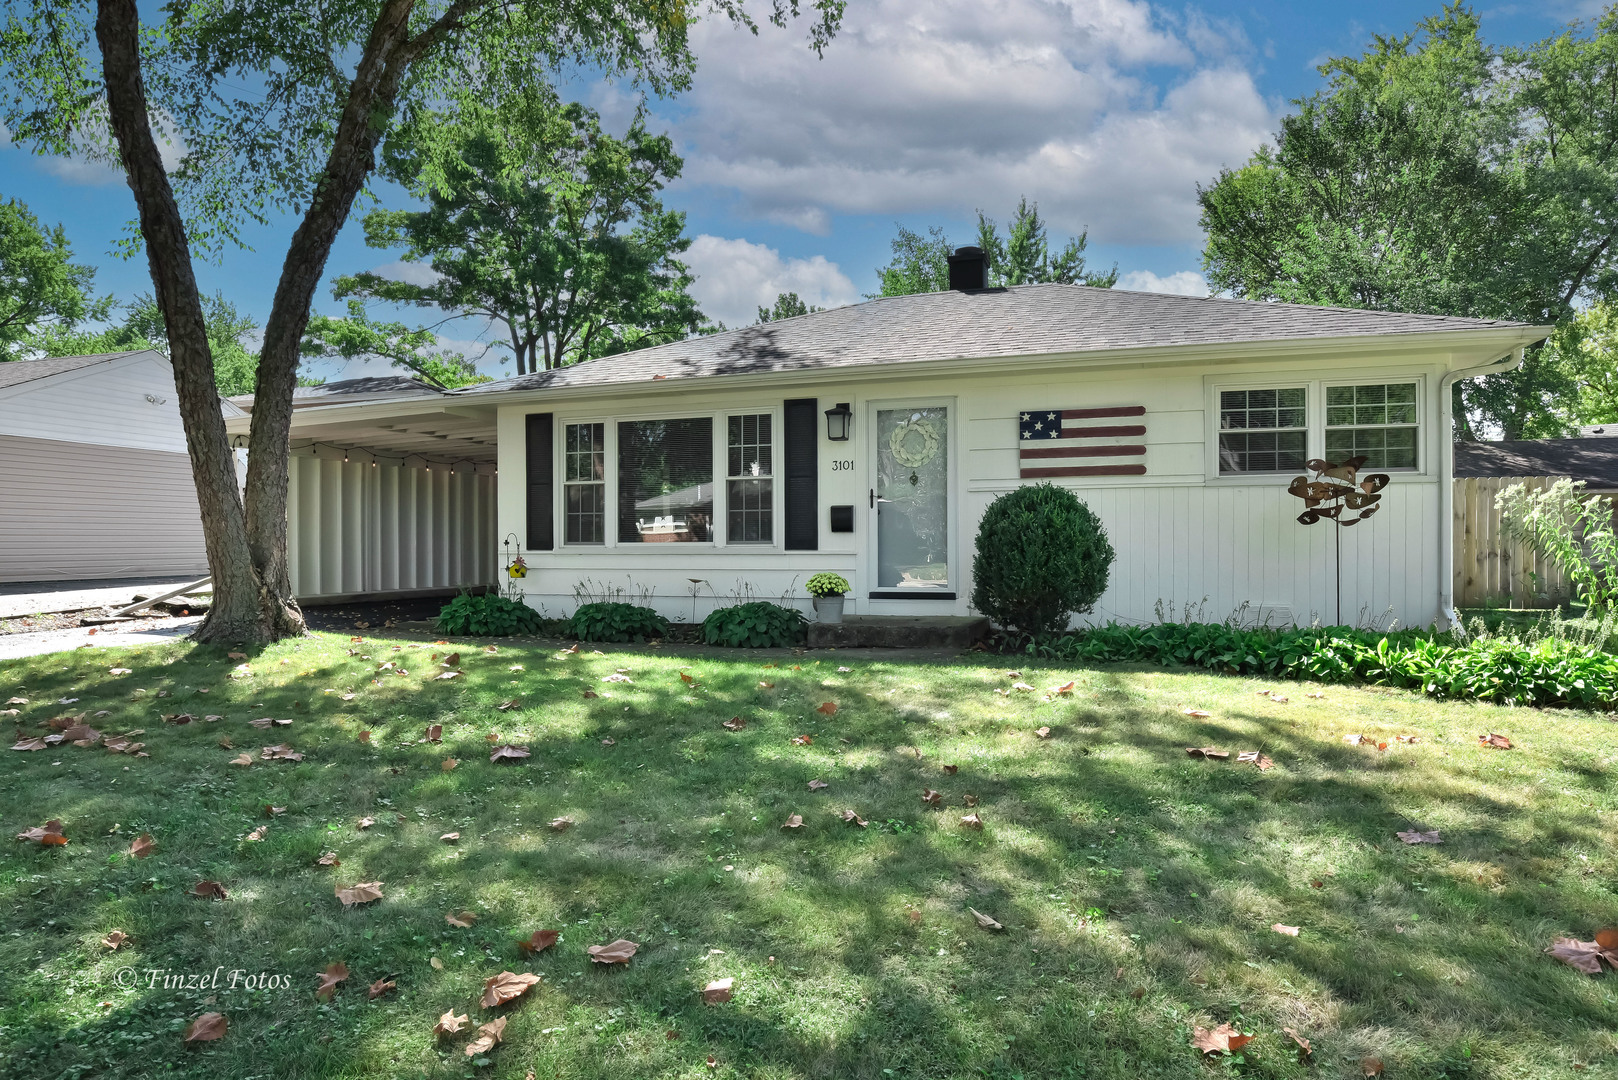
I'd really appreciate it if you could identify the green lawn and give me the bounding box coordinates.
[1,633,1616,1080]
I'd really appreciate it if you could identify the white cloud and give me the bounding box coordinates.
[1116,268,1210,295]
[685,234,859,327]
[370,260,442,288]
[665,0,1275,246]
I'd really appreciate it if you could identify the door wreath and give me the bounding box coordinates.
[888,418,941,468]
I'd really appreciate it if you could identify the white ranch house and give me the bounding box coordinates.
[227,253,1550,629]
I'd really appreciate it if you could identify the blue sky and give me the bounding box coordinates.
[0,1,1600,381]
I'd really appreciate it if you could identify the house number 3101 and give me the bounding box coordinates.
[831,459,855,471]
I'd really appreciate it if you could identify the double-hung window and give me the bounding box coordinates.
[1218,387,1307,474]
[618,418,714,543]
[726,413,773,543]
[1326,382,1418,470]
[563,422,605,544]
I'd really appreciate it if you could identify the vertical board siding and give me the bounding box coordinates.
[1452,476,1571,607]
[285,453,495,599]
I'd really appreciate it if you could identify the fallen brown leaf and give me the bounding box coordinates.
[1479,732,1512,749]
[970,908,1003,930]
[807,778,829,791]
[465,1016,507,1057]
[245,826,267,842]
[790,734,812,746]
[1362,1057,1385,1077]
[425,724,443,743]
[587,939,639,964]
[1396,829,1443,845]
[722,717,746,731]
[192,880,228,900]
[497,699,521,711]
[781,813,804,829]
[489,744,530,763]
[314,962,348,1002]
[367,977,396,1000]
[1186,747,1230,760]
[16,819,67,846]
[261,743,302,761]
[1035,726,1052,739]
[1190,1023,1253,1055]
[11,737,47,751]
[316,852,340,867]
[921,788,943,807]
[1547,938,1618,974]
[434,1010,470,1037]
[442,758,459,772]
[702,977,734,1004]
[1182,708,1212,718]
[357,816,376,829]
[518,929,560,955]
[266,805,286,817]
[447,910,477,928]
[1282,1026,1312,1058]
[440,832,460,843]
[1237,750,1274,770]
[549,816,575,832]
[962,794,979,807]
[960,813,983,830]
[600,737,616,746]
[335,881,383,907]
[758,681,775,689]
[183,1012,228,1043]
[841,809,867,827]
[228,752,252,766]
[1271,923,1300,936]
[102,930,130,950]
[816,701,838,715]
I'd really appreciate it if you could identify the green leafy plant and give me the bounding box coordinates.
[1040,619,1618,711]
[806,573,850,598]
[971,483,1114,638]
[701,602,807,648]
[435,593,544,636]
[1496,479,1618,611]
[568,602,668,643]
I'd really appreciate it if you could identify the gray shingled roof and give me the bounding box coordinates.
[230,374,444,411]
[457,283,1543,397]
[1455,438,1618,487]
[0,351,151,390]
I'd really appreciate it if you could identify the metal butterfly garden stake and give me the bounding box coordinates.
[1286,456,1390,625]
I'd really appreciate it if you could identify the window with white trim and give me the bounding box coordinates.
[618,418,714,543]
[1218,387,1307,474]
[1325,382,1418,469]
[726,413,773,543]
[563,422,605,544]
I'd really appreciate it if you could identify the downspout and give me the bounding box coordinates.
[1437,346,1524,630]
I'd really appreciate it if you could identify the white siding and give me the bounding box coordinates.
[496,349,1452,630]
[285,446,497,599]
[0,435,208,582]
[0,353,192,453]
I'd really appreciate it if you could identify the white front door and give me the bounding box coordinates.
[872,404,952,595]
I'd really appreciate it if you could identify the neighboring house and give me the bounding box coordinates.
[224,251,1550,627]
[0,350,232,583]
[1451,436,1618,607]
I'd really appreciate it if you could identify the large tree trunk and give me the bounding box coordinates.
[95,0,275,642]
[242,0,423,631]
[96,0,441,643]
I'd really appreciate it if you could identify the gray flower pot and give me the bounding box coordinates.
[812,594,845,624]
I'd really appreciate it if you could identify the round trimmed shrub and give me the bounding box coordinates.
[568,602,668,643]
[970,483,1114,639]
[701,602,807,648]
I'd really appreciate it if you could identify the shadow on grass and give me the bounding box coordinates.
[0,643,1615,1079]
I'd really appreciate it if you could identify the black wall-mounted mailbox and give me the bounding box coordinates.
[829,505,854,532]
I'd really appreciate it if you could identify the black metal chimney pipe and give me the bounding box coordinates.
[946,246,987,291]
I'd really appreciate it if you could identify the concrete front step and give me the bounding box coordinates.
[806,615,990,649]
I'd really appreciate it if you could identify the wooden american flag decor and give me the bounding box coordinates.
[1018,405,1147,479]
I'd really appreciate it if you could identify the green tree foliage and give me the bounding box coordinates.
[975,198,1117,288]
[302,300,488,389]
[312,101,703,378]
[1538,302,1618,427]
[874,199,1116,297]
[755,291,822,323]
[1198,4,1618,439]
[0,197,106,357]
[970,483,1114,639]
[29,293,266,396]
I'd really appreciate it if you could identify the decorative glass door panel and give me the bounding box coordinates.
[876,406,949,590]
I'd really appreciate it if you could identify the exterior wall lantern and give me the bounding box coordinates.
[824,402,853,441]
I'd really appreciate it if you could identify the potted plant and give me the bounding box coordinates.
[806,572,851,624]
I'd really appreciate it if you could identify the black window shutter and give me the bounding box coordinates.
[783,398,818,550]
[525,413,554,551]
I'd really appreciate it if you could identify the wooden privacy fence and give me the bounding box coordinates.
[1452,476,1573,608]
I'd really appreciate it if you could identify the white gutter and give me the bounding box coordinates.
[1437,345,1525,630]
